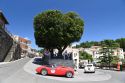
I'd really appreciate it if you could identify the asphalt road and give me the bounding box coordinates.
[0,58,125,83]
[0,58,31,83]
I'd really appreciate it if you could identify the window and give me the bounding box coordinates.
[74,53,77,57]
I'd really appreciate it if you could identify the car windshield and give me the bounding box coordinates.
[46,64,58,68]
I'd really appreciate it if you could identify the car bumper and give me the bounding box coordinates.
[84,70,95,73]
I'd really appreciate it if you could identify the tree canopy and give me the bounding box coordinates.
[99,47,114,68]
[74,39,123,50]
[100,40,119,48]
[98,40,120,68]
[79,51,93,62]
[34,10,84,57]
[116,38,125,51]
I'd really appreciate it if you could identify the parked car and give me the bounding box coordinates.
[36,64,74,78]
[79,62,85,68]
[84,64,95,73]
[32,57,43,65]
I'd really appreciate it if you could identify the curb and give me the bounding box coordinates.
[0,58,26,65]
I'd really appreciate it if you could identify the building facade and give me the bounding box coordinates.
[13,35,31,57]
[0,10,21,62]
[54,46,79,69]
[0,10,13,61]
[79,46,124,63]
[113,48,124,59]
[13,35,40,58]
[83,46,103,63]
[0,10,9,28]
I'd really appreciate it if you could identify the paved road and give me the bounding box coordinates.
[97,69,125,83]
[0,58,31,83]
[0,58,125,83]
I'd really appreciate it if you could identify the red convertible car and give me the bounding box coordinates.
[36,64,74,78]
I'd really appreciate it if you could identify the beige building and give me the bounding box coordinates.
[63,47,79,69]
[80,46,124,63]
[13,35,39,58]
[54,46,79,69]
[79,46,103,63]
[113,48,124,59]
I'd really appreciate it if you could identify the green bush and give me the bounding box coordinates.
[79,51,93,62]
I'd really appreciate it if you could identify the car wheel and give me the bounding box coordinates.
[66,72,73,78]
[41,69,47,76]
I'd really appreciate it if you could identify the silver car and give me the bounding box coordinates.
[84,64,95,73]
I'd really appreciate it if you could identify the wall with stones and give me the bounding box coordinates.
[12,43,21,61]
[0,27,13,62]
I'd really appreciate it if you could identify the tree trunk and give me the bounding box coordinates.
[49,49,54,59]
[57,45,68,59]
[109,62,111,70]
[57,50,63,59]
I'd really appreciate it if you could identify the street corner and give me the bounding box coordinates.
[23,58,112,82]
[23,58,40,75]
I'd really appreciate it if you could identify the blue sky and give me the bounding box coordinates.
[0,0,125,49]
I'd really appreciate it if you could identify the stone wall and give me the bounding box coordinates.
[12,43,21,61]
[0,27,13,62]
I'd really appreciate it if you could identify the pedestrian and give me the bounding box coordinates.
[44,49,50,57]
[43,49,50,65]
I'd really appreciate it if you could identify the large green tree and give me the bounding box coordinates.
[100,40,119,48]
[99,47,114,68]
[74,39,120,49]
[81,41,101,48]
[34,10,84,58]
[99,40,120,68]
[116,38,125,51]
[111,56,120,65]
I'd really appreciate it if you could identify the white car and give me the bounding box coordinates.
[84,64,95,73]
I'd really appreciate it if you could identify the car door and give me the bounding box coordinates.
[44,65,55,75]
[55,66,66,75]
[50,67,56,75]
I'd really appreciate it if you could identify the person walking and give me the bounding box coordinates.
[43,49,50,65]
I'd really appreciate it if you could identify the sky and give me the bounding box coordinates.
[0,0,125,49]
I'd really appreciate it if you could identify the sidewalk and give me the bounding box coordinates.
[0,58,25,65]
